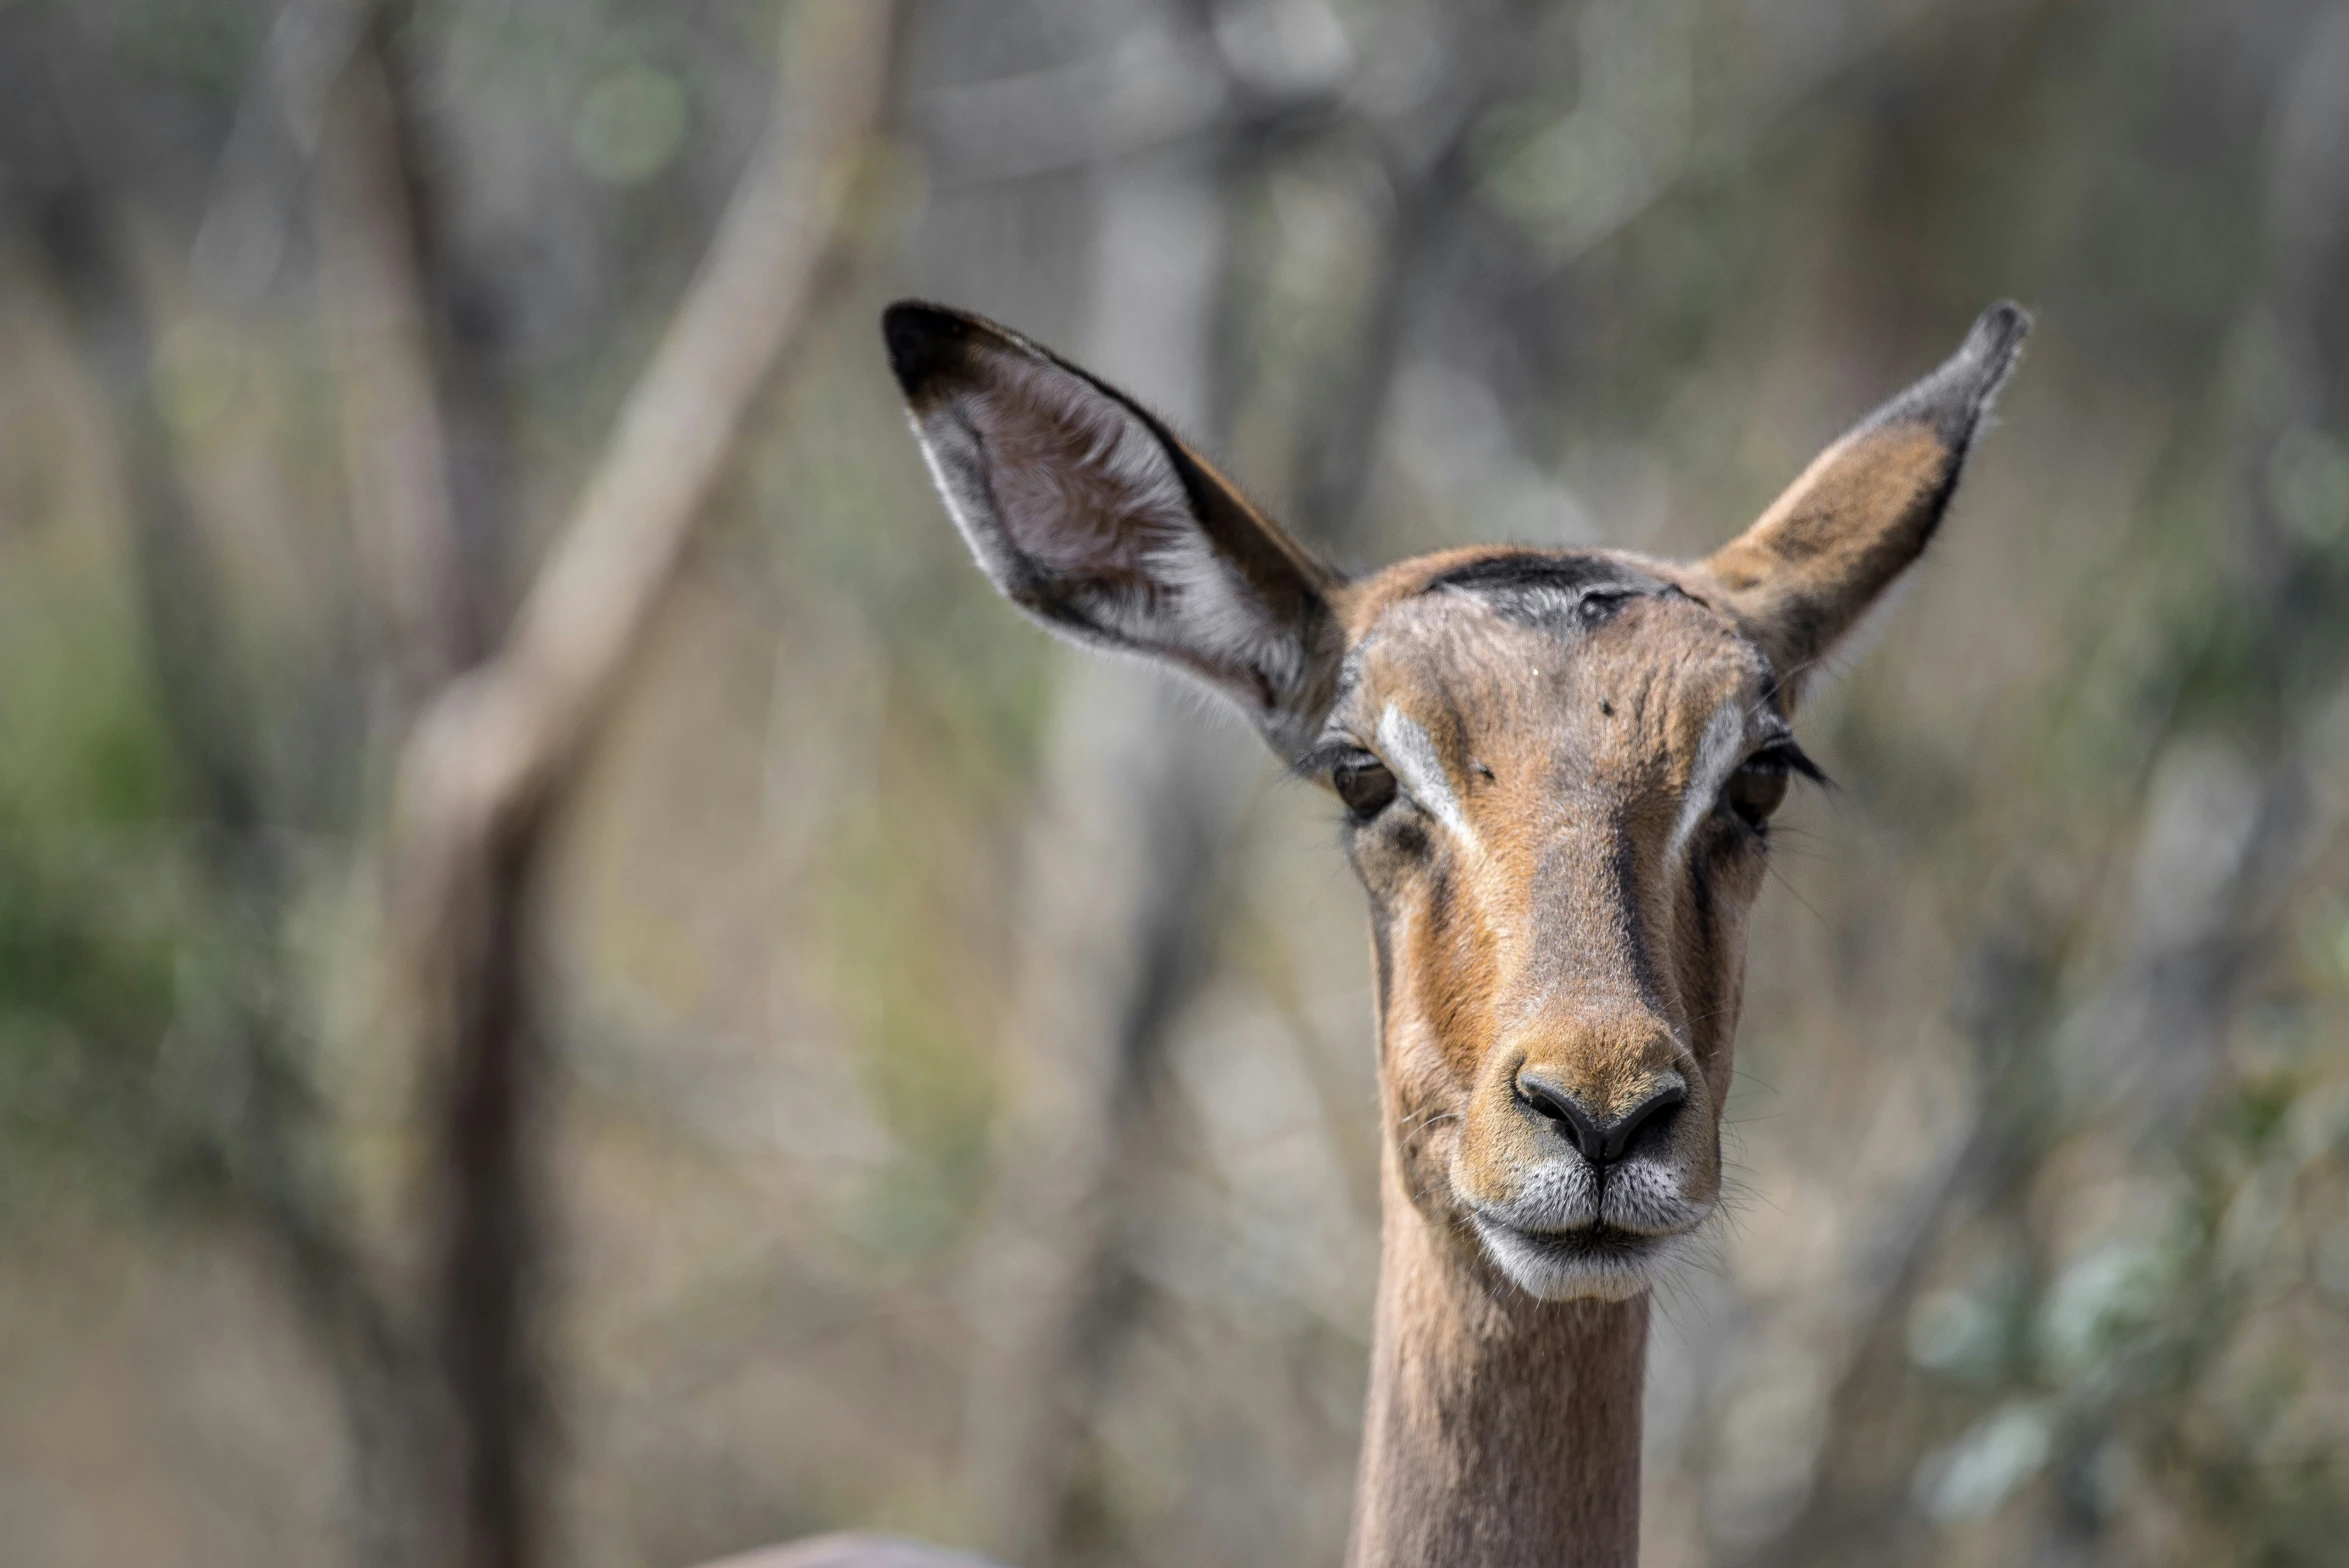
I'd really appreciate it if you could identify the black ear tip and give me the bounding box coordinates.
[1963,300,2032,378]
[1861,299,2034,444]
[881,300,978,402]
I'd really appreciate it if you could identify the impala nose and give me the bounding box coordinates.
[1516,1071,1686,1166]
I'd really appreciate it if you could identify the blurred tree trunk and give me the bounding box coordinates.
[955,110,1251,1565]
[316,10,534,1562]
[11,3,897,1562]
[379,5,901,1563]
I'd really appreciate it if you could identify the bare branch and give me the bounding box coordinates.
[377,3,900,1563]
[316,12,470,703]
[397,0,897,853]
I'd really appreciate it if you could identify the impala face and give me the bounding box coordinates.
[1313,550,1816,1298]
[884,299,2026,1302]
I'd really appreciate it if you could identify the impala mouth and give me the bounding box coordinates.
[1469,1212,1694,1302]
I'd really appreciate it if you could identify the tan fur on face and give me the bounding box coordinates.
[1327,560,1774,1300]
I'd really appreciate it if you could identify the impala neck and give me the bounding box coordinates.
[1347,1147,1647,1568]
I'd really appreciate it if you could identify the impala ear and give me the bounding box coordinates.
[883,301,1345,759]
[1701,302,2030,692]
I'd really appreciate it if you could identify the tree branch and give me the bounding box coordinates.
[316,5,471,706]
[396,0,896,849]
[382,4,900,1564]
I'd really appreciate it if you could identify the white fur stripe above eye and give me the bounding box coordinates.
[1668,699,1750,865]
[1379,704,1479,850]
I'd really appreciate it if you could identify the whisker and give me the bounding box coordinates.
[1763,858,1831,927]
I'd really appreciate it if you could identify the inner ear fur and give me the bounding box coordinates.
[882,301,1343,759]
[1700,302,2031,686]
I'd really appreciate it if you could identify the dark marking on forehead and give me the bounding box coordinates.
[1422,552,1672,633]
[1425,552,1657,597]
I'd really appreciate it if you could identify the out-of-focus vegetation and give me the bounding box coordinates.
[3,1,2349,1566]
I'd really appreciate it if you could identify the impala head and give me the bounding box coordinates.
[884,300,2026,1303]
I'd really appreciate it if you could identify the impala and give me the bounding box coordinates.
[708,297,2029,1568]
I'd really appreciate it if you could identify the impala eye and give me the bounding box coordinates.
[1334,759,1398,819]
[1726,758,1788,828]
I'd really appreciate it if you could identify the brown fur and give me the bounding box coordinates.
[708,301,2027,1568]
[1700,423,1954,677]
[1323,563,1765,1566]
[1353,1153,1648,1568]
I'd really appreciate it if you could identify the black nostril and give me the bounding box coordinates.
[1516,1073,1686,1166]
[1516,1072,1607,1161]
[1602,1083,1686,1162]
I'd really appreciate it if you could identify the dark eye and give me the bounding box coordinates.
[1725,755,1790,830]
[1334,759,1398,819]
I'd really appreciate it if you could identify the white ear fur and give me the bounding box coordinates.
[885,302,1341,757]
[917,356,1295,677]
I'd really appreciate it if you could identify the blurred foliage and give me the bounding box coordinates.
[0,481,193,1211]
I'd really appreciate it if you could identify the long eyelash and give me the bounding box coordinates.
[1291,740,1374,780]
[1762,739,1832,789]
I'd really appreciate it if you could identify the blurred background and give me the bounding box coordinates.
[5,0,2349,1565]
